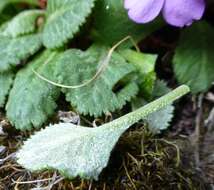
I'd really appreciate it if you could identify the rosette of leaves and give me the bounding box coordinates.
[6,45,141,129]
[0,0,192,183]
[0,0,166,132]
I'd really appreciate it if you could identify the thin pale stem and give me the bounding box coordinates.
[33,36,138,89]
[105,85,190,131]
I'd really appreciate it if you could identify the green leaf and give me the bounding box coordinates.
[174,21,214,93]
[0,71,14,107]
[92,0,163,46]
[43,0,95,48]
[132,80,174,133]
[0,1,9,13]
[0,22,10,32]
[6,51,61,130]
[145,105,174,133]
[120,49,157,99]
[147,80,174,133]
[0,0,38,13]
[0,9,44,71]
[17,85,190,180]
[152,80,171,98]
[54,46,139,116]
[2,10,45,37]
[0,34,42,72]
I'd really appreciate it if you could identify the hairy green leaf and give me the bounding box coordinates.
[152,80,171,98]
[120,49,157,99]
[54,46,138,116]
[0,72,14,107]
[43,0,95,48]
[17,85,189,179]
[6,51,61,130]
[2,10,45,37]
[146,105,174,133]
[147,80,174,133]
[174,21,214,93]
[92,0,163,46]
[0,34,42,72]
[132,80,174,133]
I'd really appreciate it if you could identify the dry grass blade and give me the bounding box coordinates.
[33,36,139,89]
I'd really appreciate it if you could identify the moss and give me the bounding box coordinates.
[0,125,210,190]
[96,126,209,190]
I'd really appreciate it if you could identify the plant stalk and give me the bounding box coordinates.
[105,85,190,131]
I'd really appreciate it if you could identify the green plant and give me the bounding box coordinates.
[0,0,164,130]
[17,85,189,179]
[2,0,211,181]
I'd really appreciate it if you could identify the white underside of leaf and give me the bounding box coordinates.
[145,105,174,133]
[17,85,189,179]
[17,123,125,180]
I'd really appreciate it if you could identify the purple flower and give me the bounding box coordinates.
[124,0,205,27]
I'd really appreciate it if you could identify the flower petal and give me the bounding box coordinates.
[124,0,139,9]
[124,0,164,23]
[163,0,205,27]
